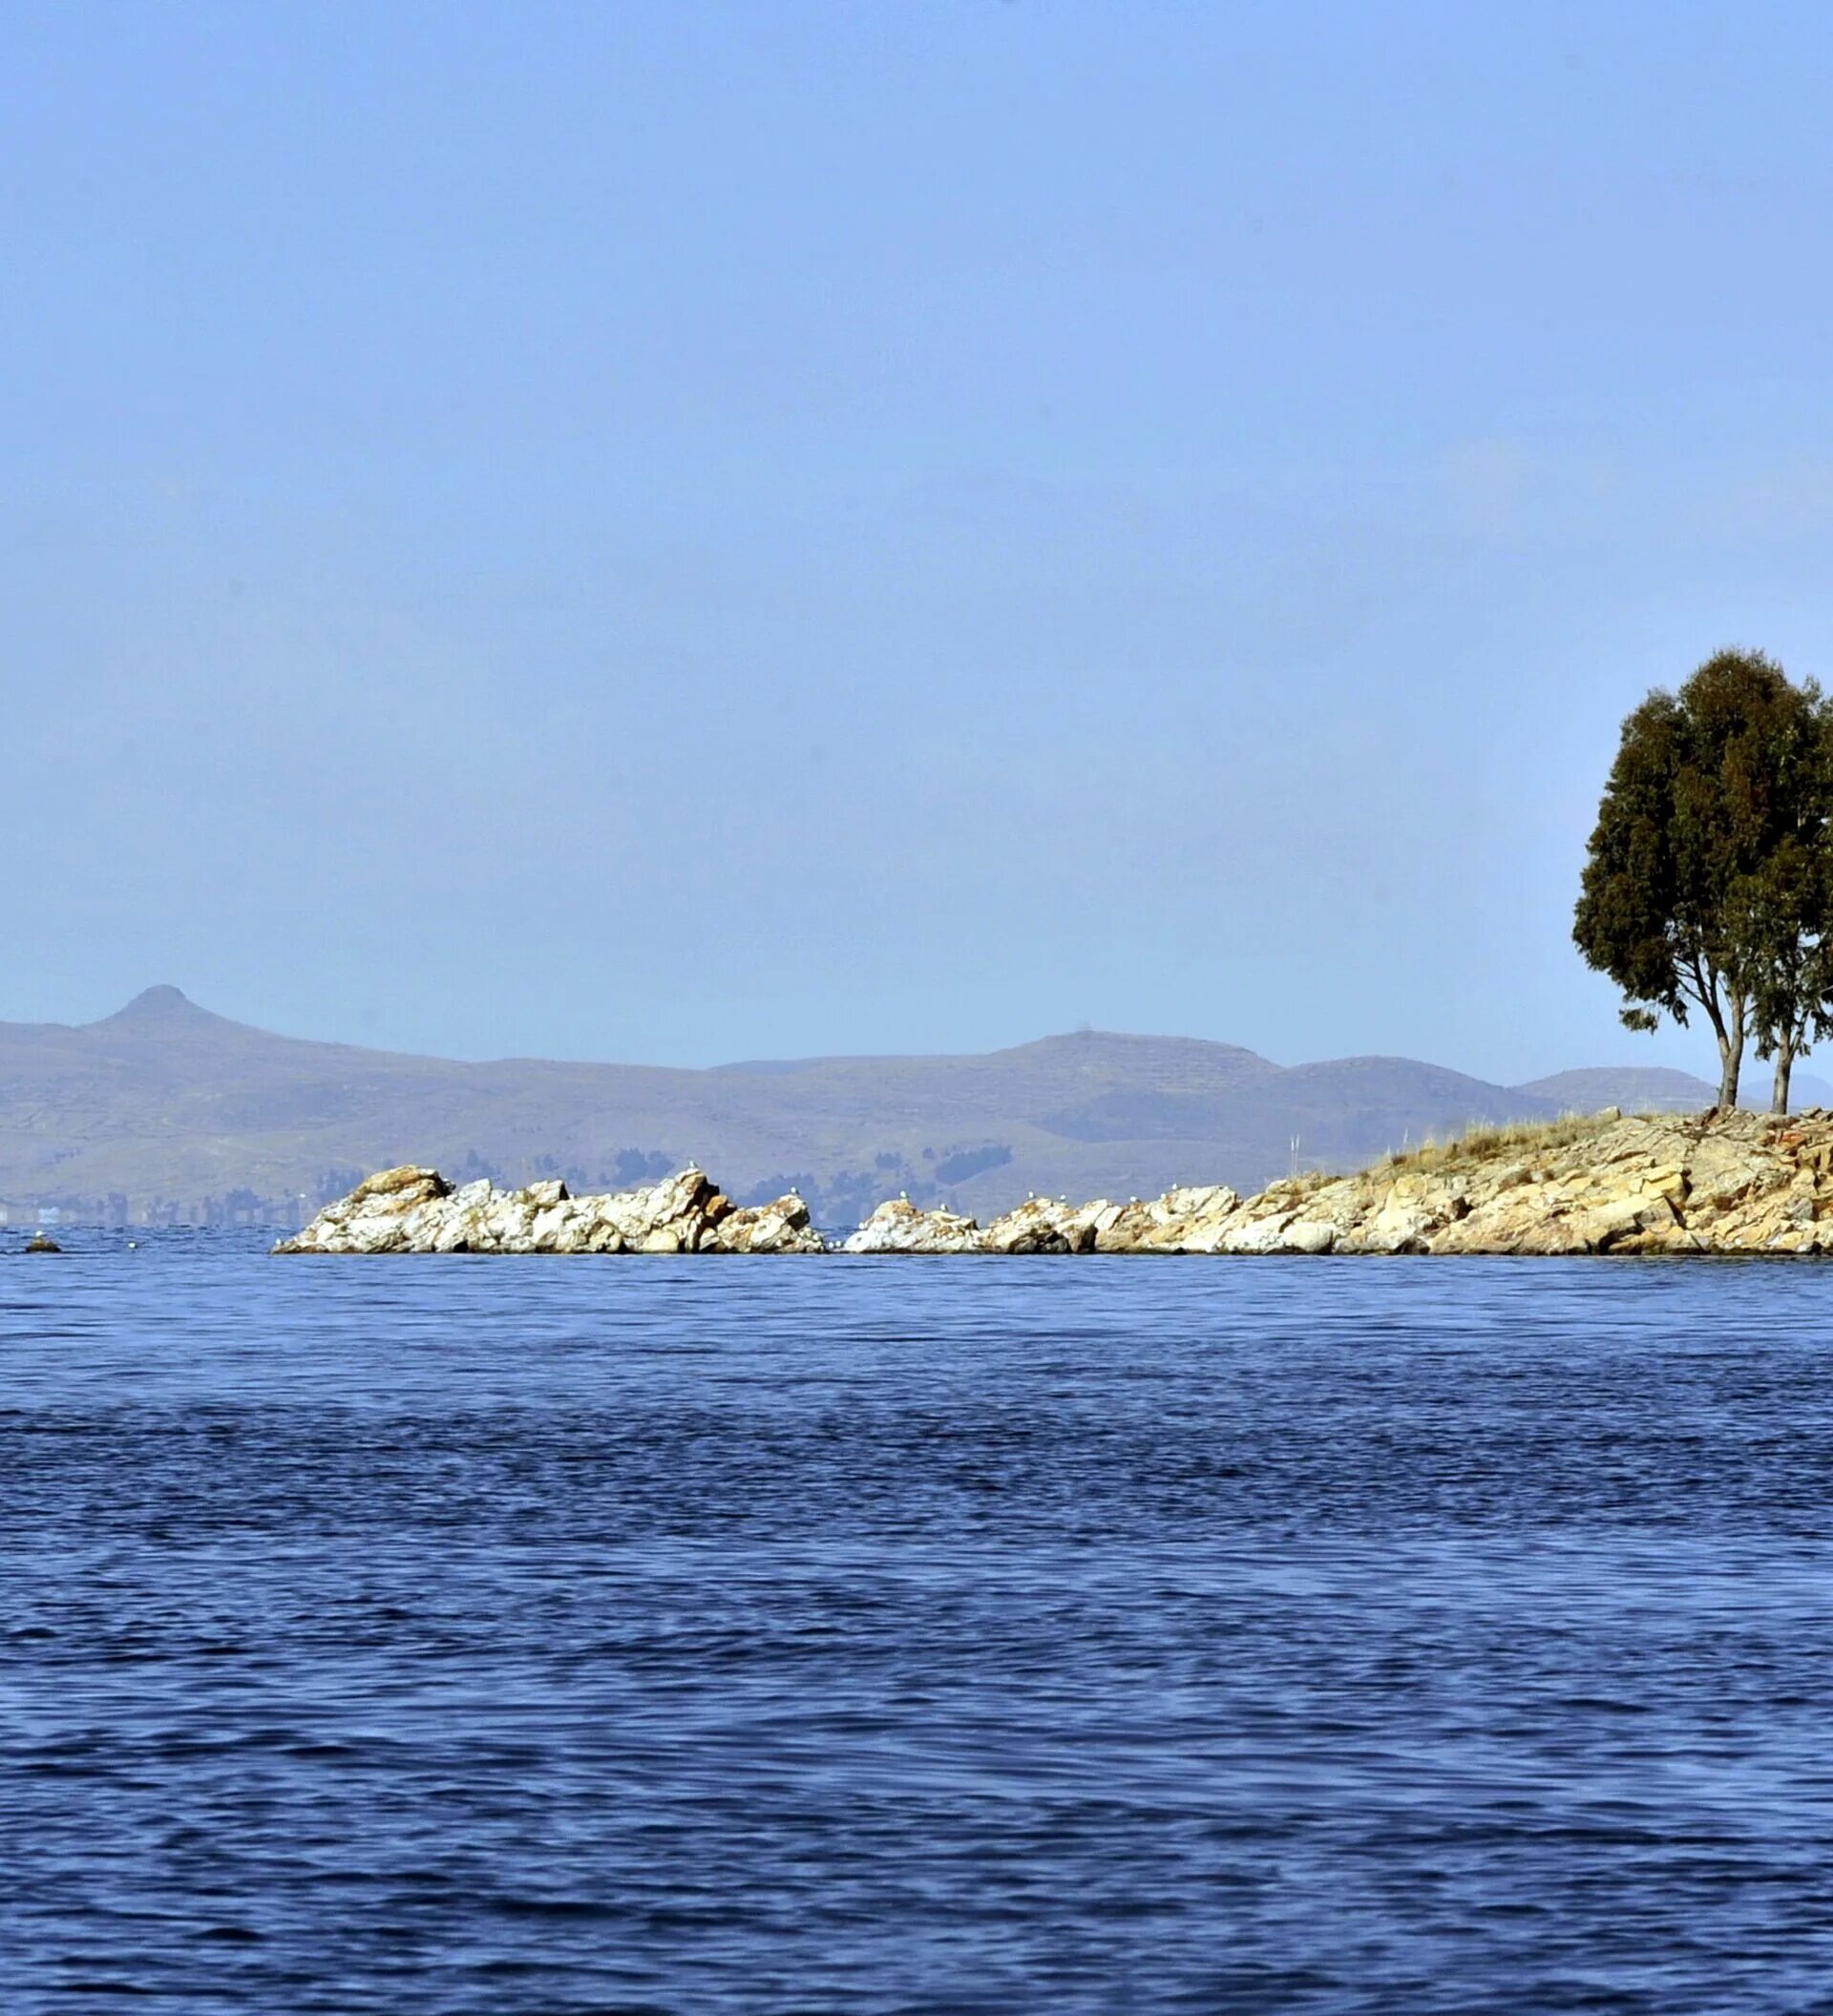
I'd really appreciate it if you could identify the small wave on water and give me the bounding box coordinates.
[3,1239,1832,2011]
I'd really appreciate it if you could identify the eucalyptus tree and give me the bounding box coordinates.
[1574,649,1829,1111]
[1743,722,1833,1111]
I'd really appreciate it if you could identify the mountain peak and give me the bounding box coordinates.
[92,984,233,1032]
[116,984,196,1017]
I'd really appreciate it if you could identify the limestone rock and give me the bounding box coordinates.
[841,1199,982,1253]
[710,1194,825,1254]
[353,1166,449,1208]
[979,1196,1101,1253]
[280,1163,746,1256]
[1088,1185,1241,1252]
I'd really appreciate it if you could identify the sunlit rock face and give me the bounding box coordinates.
[840,1198,982,1254]
[276,1166,823,1255]
[279,1110,1833,1256]
[1169,1107,1833,1255]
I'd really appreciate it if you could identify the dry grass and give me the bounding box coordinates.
[1376,1110,1622,1175]
[1256,1165,1341,1198]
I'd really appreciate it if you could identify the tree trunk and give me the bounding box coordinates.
[1773,1037,1797,1116]
[1717,999,1745,1110]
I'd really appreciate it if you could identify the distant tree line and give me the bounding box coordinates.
[1575,648,1833,1112]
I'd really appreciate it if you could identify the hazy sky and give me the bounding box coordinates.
[7,1,1833,1082]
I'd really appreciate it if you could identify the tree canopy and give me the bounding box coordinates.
[1574,649,1833,1112]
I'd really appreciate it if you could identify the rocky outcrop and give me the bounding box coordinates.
[844,1110,1833,1254]
[275,1166,823,1255]
[1148,1107,1833,1255]
[843,1198,983,1253]
[277,1109,1833,1255]
[843,1184,1248,1254]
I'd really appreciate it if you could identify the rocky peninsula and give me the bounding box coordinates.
[277,1106,1833,1255]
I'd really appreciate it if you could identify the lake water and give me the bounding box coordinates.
[4,1237,1832,2012]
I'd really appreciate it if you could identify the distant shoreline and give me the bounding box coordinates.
[3,987,1785,1236]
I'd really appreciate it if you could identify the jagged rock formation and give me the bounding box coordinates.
[278,1110,1833,1255]
[846,1109,1833,1254]
[275,1165,823,1255]
[841,1185,1247,1253]
[843,1198,984,1253]
[1210,1106,1833,1254]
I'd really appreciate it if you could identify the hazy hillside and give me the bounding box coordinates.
[1516,1066,1719,1113]
[1517,1064,1833,1114]
[0,986,1772,1227]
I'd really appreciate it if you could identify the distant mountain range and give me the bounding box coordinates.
[0,986,1820,1227]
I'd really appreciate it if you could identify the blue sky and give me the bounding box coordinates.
[6,0,1833,1081]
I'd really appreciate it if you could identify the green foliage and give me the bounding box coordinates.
[1574,648,1833,1107]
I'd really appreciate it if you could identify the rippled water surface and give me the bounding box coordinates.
[5,1236,1833,2011]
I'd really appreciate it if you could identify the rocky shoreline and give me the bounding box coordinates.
[276,1106,1833,1255]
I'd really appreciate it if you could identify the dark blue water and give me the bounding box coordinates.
[4,1237,1832,2012]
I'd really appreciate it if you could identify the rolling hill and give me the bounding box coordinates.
[0,986,1803,1228]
